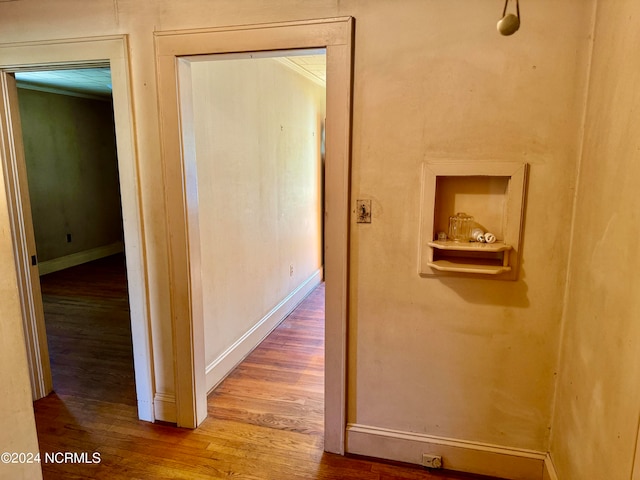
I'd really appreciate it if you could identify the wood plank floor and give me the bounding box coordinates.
[34,256,501,480]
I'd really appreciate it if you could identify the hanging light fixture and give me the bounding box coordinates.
[497,0,520,36]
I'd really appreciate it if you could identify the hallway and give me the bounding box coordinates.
[34,259,497,479]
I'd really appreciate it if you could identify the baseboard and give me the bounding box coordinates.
[543,454,559,480]
[38,241,124,275]
[136,397,154,423]
[206,268,323,393]
[153,392,177,423]
[346,424,546,480]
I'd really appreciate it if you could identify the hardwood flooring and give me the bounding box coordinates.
[34,256,501,480]
[39,254,136,406]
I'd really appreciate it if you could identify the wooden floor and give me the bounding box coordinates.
[34,256,501,480]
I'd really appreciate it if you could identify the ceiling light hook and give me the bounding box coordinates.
[498,0,521,36]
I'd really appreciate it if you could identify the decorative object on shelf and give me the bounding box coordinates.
[484,232,497,244]
[497,0,520,36]
[471,228,486,243]
[437,231,448,242]
[448,212,474,242]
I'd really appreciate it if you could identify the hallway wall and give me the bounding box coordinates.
[188,55,325,391]
[549,1,640,478]
[0,1,598,478]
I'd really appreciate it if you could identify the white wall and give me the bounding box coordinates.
[188,56,324,390]
[549,1,640,478]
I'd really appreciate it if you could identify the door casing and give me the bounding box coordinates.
[154,17,353,453]
[0,35,155,422]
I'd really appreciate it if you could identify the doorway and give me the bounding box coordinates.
[0,36,154,422]
[155,17,353,453]
[180,49,326,396]
[14,68,136,406]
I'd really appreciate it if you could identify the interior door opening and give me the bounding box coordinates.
[177,49,327,402]
[0,37,153,425]
[13,67,137,407]
[155,19,352,451]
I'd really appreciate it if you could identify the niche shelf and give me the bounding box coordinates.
[418,162,528,281]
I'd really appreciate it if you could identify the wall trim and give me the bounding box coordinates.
[543,454,559,480]
[153,392,176,423]
[38,241,124,275]
[346,423,546,480]
[206,268,323,393]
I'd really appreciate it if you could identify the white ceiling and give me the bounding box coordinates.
[285,54,326,84]
[13,53,326,98]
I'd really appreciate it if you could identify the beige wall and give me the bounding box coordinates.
[549,1,640,478]
[188,56,324,371]
[346,0,592,452]
[0,0,608,475]
[17,88,123,262]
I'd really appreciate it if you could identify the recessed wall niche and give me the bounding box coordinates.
[418,162,528,281]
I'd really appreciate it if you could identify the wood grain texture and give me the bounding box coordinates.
[34,256,502,480]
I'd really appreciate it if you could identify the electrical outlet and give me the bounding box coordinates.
[66,233,72,243]
[422,453,442,469]
[289,264,294,277]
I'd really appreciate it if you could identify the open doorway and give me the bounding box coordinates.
[0,36,154,423]
[14,68,136,406]
[155,19,352,452]
[179,50,327,396]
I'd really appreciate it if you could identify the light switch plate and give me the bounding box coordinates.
[357,200,371,223]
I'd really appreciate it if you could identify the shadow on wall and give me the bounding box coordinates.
[438,265,530,308]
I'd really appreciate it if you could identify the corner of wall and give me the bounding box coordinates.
[545,0,600,457]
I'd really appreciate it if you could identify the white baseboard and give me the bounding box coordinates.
[153,392,177,423]
[346,424,546,480]
[543,454,559,480]
[38,241,124,275]
[206,268,323,393]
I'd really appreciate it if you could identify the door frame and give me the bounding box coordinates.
[0,35,155,421]
[154,17,353,453]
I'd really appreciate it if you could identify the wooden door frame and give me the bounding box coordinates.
[0,71,52,400]
[0,35,155,422]
[154,17,353,453]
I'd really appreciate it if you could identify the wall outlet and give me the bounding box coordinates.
[289,264,294,277]
[422,453,442,469]
[66,233,72,243]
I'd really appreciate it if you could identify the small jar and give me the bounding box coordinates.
[448,212,474,242]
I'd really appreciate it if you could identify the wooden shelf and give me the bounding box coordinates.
[427,259,512,275]
[428,241,512,253]
[418,162,528,280]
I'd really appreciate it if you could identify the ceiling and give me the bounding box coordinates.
[284,54,326,84]
[13,53,326,98]
[15,68,113,98]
